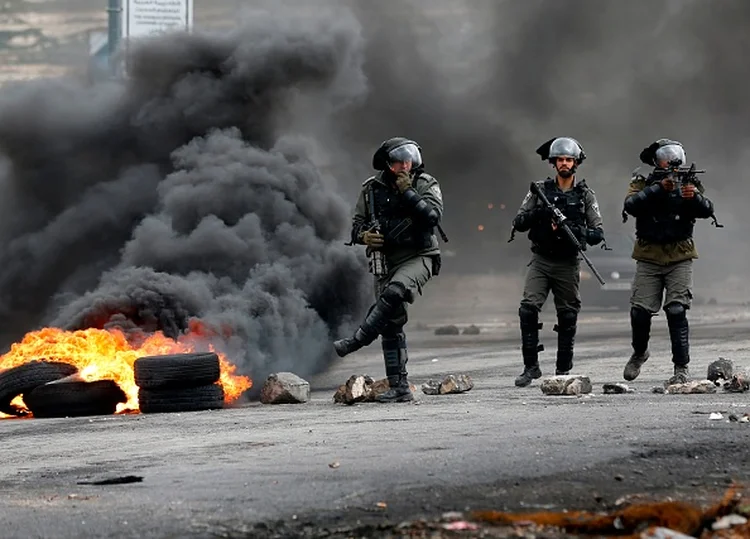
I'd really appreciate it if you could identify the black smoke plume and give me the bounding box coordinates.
[0,7,372,389]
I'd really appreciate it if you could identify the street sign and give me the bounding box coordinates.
[121,0,194,40]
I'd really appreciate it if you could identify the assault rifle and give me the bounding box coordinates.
[529,181,606,286]
[365,183,387,276]
[653,160,724,228]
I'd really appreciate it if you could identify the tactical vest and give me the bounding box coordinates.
[528,178,587,258]
[633,174,696,244]
[367,175,434,250]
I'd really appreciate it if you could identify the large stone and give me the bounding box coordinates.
[422,374,474,395]
[333,375,417,405]
[707,357,734,382]
[540,375,592,396]
[260,372,310,404]
[664,380,716,394]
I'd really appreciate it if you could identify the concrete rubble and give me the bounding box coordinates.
[664,380,716,394]
[260,372,310,404]
[540,375,592,396]
[421,374,474,395]
[333,375,417,405]
[723,372,749,393]
[603,383,634,394]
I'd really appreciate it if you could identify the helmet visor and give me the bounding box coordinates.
[655,144,685,167]
[387,143,422,168]
[548,137,582,159]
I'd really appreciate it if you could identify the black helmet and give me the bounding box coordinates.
[372,137,423,171]
[639,138,686,167]
[536,137,586,165]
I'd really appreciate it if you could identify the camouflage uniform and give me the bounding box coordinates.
[333,138,444,403]
[621,139,716,385]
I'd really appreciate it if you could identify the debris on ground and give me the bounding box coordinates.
[469,485,742,538]
[707,358,734,383]
[541,375,592,396]
[723,373,749,393]
[333,375,417,405]
[603,383,635,394]
[421,374,473,395]
[709,412,724,421]
[260,372,310,404]
[77,475,143,486]
[434,325,460,336]
[462,325,481,335]
[664,380,716,394]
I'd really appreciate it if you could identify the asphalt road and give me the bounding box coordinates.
[1,303,750,538]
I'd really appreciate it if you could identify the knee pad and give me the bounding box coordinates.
[556,309,577,330]
[630,305,652,325]
[518,304,539,324]
[380,282,409,308]
[664,302,686,320]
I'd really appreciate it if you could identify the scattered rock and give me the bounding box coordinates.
[540,375,592,396]
[333,375,417,405]
[707,357,734,382]
[709,412,723,421]
[641,527,694,539]
[434,325,460,336]
[462,325,481,335]
[712,514,747,530]
[664,380,716,394]
[652,386,666,394]
[260,372,310,404]
[603,383,634,394]
[422,374,474,395]
[724,372,750,393]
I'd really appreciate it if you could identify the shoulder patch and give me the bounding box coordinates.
[429,183,443,201]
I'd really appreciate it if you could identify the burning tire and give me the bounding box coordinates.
[24,380,127,418]
[134,352,221,389]
[138,384,224,414]
[0,360,79,416]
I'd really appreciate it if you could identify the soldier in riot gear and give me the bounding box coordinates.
[621,139,716,386]
[511,137,605,387]
[333,137,444,403]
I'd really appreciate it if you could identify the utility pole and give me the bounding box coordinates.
[106,0,122,77]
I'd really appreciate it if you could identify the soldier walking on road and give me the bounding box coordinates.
[510,137,605,387]
[621,139,717,386]
[333,137,445,403]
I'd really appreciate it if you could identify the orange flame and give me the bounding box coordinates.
[0,325,252,416]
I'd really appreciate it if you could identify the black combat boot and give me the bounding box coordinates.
[665,303,690,385]
[375,333,413,403]
[333,285,405,357]
[623,306,651,381]
[515,305,543,387]
[554,310,577,375]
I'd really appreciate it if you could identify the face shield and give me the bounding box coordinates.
[387,143,422,169]
[548,137,582,160]
[654,144,686,167]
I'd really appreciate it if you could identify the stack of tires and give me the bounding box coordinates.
[133,352,225,414]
